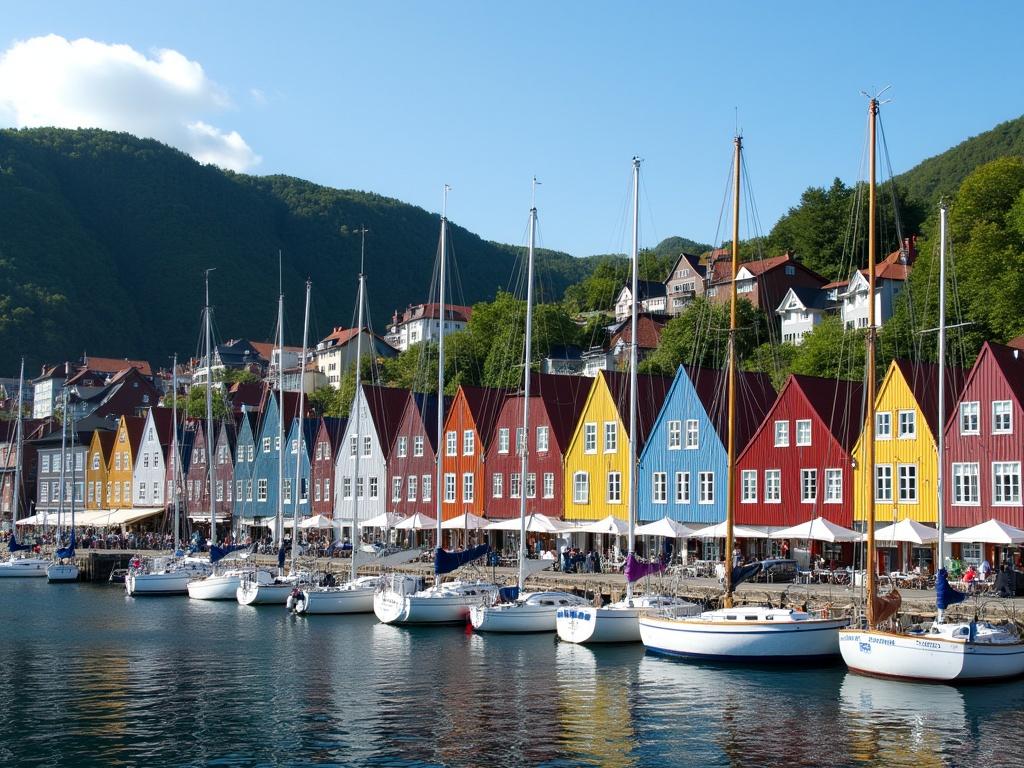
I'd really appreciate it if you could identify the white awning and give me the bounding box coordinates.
[868,519,938,545]
[358,512,406,529]
[440,512,489,530]
[769,517,860,543]
[689,522,769,539]
[635,516,696,538]
[395,512,437,530]
[574,515,630,536]
[486,513,574,533]
[14,512,59,527]
[946,518,1024,545]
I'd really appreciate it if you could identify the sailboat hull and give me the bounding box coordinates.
[293,584,376,614]
[0,558,50,578]
[188,570,274,600]
[46,563,79,582]
[236,582,297,606]
[470,592,590,633]
[839,628,1024,682]
[373,581,498,625]
[125,571,193,596]
[556,606,643,643]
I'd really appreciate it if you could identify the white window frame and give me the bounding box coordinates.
[773,420,789,447]
[463,430,475,456]
[413,436,424,457]
[498,428,510,454]
[876,412,892,440]
[764,469,781,503]
[795,419,812,447]
[959,401,979,436]
[603,421,617,453]
[685,419,699,450]
[800,468,817,503]
[951,462,980,506]
[446,431,457,457]
[407,475,418,502]
[897,410,916,439]
[652,472,667,504]
[583,423,597,454]
[536,426,549,453]
[444,473,456,503]
[573,471,589,504]
[397,436,408,457]
[740,470,757,503]
[824,468,842,504]
[543,472,554,499]
[992,400,1013,434]
[606,471,622,504]
[698,471,714,505]
[897,464,918,503]
[492,473,503,499]
[667,420,681,450]
[992,461,1022,506]
[392,476,403,502]
[675,471,690,504]
[875,464,893,503]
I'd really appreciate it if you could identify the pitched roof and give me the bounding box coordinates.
[122,415,146,450]
[406,391,452,452]
[531,373,591,449]
[95,430,117,460]
[776,285,834,313]
[609,314,666,350]
[622,280,667,301]
[791,374,864,451]
[666,252,707,281]
[249,341,305,362]
[683,366,776,450]
[893,359,967,437]
[394,303,473,325]
[319,416,348,453]
[82,356,153,377]
[710,251,827,285]
[149,407,176,447]
[456,385,514,448]
[362,385,412,460]
[981,342,1024,413]
[600,370,674,451]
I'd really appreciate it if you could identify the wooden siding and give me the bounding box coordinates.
[389,394,441,519]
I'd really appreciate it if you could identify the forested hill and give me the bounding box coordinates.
[0,128,596,373]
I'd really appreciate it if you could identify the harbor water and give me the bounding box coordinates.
[2,581,1023,767]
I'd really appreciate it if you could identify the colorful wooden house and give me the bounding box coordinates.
[166,422,196,520]
[334,384,408,527]
[282,417,318,524]
[131,407,175,511]
[440,385,511,521]
[563,370,673,522]
[485,373,590,520]
[106,415,145,508]
[389,393,448,520]
[311,416,345,517]
[248,390,303,527]
[946,342,1024,531]
[853,360,966,527]
[734,374,862,528]
[637,365,774,525]
[232,410,260,526]
[86,429,116,509]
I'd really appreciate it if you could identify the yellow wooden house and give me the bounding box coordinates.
[85,429,116,509]
[853,360,965,526]
[563,370,673,522]
[105,415,147,509]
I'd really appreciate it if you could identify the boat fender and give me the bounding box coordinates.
[822,603,831,619]
[286,595,295,611]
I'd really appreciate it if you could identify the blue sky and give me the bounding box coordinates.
[1,2,1020,256]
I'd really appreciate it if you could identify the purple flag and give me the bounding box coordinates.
[624,553,667,583]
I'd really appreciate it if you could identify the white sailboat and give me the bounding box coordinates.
[638,138,847,659]
[47,389,80,582]
[557,159,699,645]
[839,107,1024,680]
[374,185,499,626]
[470,180,589,633]
[1,358,49,578]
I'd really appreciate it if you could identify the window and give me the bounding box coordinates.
[516,427,526,455]
[246,480,253,501]
[740,470,757,503]
[824,469,842,503]
[875,465,893,503]
[526,473,536,499]
[362,436,371,457]
[876,412,892,440]
[114,482,121,503]
[698,472,714,504]
[993,462,1022,505]
[492,473,503,498]
[993,401,1013,434]
[143,453,149,469]
[961,542,982,566]
[350,436,357,457]
[123,481,130,501]
[325,478,331,501]
[897,410,916,439]
[573,472,589,504]
[603,422,617,453]
[510,473,521,499]
[543,473,554,499]
[652,472,667,503]
[247,445,254,462]
[392,476,403,502]
[536,426,549,453]
[764,470,781,503]
[952,463,980,505]
[897,464,918,503]
[92,453,99,470]
[343,477,352,500]
[40,483,48,503]
[407,475,418,502]
[114,453,121,471]
[283,479,292,503]
[275,436,281,451]
[421,475,431,501]
[300,478,308,502]
[239,480,246,501]
[397,437,408,457]
[675,472,690,504]
[446,431,457,456]
[75,452,83,472]
[773,421,789,447]
[355,477,364,500]
[444,474,456,503]
[498,428,510,454]
[215,480,223,502]
[685,420,699,449]
[796,419,812,447]
[41,455,50,474]
[959,401,979,435]
[257,479,268,502]
[801,469,817,503]
[316,442,323,461]
[583,423,597,453]
[607,472,622,504]
[414,436,424,456]
[87,484,94,504]
[462,473,474,503]
[463,430,475,456]
[263,437,271,453]
[667,420,681,450]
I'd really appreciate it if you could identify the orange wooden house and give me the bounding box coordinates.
[440,385,511,521]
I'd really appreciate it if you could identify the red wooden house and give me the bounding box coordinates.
[945,342,1024,531]
[485,373,590,520]
[735,374,863,532]
[390,392,451,519]
[311,416,346,516]
[706,251,827,317]
[440,385,512,521]
[185,420,236,527]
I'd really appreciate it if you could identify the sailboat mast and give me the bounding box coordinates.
[275,287,285,552]
[435,186,449,555]
[11,358,24,529]
[205,270,216,546]
[936,202,949,595]
[292,278,311,570]
[517,180,538,593]
[57,388,68,541]
[171,354,180,552]
[865,98,879,629]
[724,136,742,609]
[350,230,367,582]
[68,401,76,541]
[626,157,641,602]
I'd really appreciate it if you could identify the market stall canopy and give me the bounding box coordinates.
[486,513,573,533]
[869,518,938,545]
[394,512,437,530]
[358,512,406,529]
[14,512,59,527]
[946,518,1024,545]
[635,516,696,538]
[298,514,335,529]
[690,522,769,539]
[574,515,630,536]
[769,517,860,543]
[440,512,489,530]
[82,507,164,527]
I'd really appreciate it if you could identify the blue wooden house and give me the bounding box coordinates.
[282,417,318,525]
[232,408,260,527]
[637,365,774,525]
[246,390,302,529]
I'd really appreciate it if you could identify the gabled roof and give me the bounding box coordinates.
[666,252,707,281]
[393,303,473,325]
[600,370,674,450]
[775,285,833,314]
[177,427,197,474]
[683,366,776,450]
[971,342,1024,415]
[790,374,864,451]
[406,391,452,452]
[362,385,412,460]
[710,251,827,285]
[531,373,591,450]
[228,381,264,413]
[149,407,176,446]
[455,385,513,448]
[609,314,666,350]
[249,341,304,362]
[618,280,667,303]
[82,356,153,377]
[94,430,117,460]
[121,415,146,451]
[319,416,348,453]
[893,359,967,437]
[30,414,117,447]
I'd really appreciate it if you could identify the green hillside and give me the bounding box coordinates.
[0,128,590,373]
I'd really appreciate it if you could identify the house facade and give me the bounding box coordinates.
[614,281,668,322]
[32,420,96,518]
[706,252,827,320]
[389,393,446,520]
[282,417,318,525]
[311,417,345,517]
[440,386,511,521]
[131,408,174,512]
[314,327,398,389]
[106,416,145,508]
[244,390,302,526]
[85,430,115,510]
[776,286,834,345]
[664,253,707,316]
[232,412,259,526]
[385,303,472,352]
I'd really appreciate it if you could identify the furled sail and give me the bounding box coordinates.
[624,553,667,584]
[55,532,76,560]
[935,568,968,610]
[731,561,763,589]
[871,589,902,625]
[8,533,32,552]
[210,543,246,564]
[434,544,490,575]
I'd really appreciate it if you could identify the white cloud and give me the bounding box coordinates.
[0,34,260,172]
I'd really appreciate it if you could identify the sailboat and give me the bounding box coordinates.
[470,181,589,633]
[556,159,699,645]
[374,186,500,625]
[47,390,80,582]
[0,358,49,578]
[838,105,1024,679]
[638,137,848,659]
[238,275,314,606]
